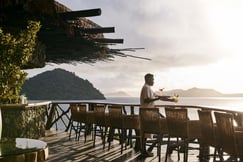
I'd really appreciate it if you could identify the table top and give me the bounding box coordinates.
[0,101,51,109]
[0,138,47,157]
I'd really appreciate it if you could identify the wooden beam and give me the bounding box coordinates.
[93,38,124,44]
[59,8,101,20]
[79,27,115,34]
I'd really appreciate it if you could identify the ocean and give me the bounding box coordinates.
[105,96,243,108]
[106,97,243,120]
[47,97,243,130]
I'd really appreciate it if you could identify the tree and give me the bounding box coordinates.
[0,21,41,104]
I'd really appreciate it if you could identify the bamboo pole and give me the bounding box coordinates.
[59,8,101,20]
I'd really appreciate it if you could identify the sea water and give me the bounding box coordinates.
[106,97,243,109]
[106,97,243,120]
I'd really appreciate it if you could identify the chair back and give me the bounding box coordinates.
[165,107,188,138]
[93,104,106,126]
[198,110,217,147]
[214,112,237,156]
[70,104,87,123]
[107,105,123,128]
[139,108,161,134]
[122,115,140,130]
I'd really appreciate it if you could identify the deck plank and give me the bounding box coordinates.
[39,130,205,162]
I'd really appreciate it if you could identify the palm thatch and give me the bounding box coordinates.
[0,0,147,69]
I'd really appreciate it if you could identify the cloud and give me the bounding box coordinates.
[26,0,243,96]
[57,0,229,65]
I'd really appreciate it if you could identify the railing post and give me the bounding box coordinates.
[86,103,94,135]
[45,103,57,130]
[131,105,135,115]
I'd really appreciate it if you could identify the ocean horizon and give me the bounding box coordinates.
[97,96,243,109]
[38,96,243,112]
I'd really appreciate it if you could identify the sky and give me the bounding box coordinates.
[26,0,243,97]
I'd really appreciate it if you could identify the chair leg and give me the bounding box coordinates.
[165,136,171,162]
[134,129,142,152]
[213,147,217,162]
[69,120,73,140]
[158,135,162,162]
[76,123,79,141]
[128,129,133,148]
[219,148,224,161]
[198,142,210,161]
[93,125,97,147]
[84,124,87,143]
[89,124,94,141]
[108,128,113,151]
[77,123,82,141]
[121,128,126,154]
[103,126,108,150]
[176,138,180,161]
[184,142,189,162]
[142,135,146,154]
[93,125,105,147]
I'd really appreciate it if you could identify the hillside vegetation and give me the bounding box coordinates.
[21,68,105,100]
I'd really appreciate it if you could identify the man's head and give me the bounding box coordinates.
[144,73,154,86]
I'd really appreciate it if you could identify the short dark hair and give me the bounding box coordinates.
[144,73,153,81]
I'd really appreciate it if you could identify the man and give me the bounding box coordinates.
[140,73,160,108]
[139,73,162,157]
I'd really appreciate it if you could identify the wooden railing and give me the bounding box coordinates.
[45,101,243,131]
[45,101,140,131]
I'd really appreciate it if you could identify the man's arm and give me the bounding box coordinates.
[144,97,160,103]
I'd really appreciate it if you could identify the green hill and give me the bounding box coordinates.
[21,68,105,100]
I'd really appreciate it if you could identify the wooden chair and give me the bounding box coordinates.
[165,107,188,162]
[165,107,201,162]
[139,107,167,162]
[106,105,124,153]
[197,110,218,161]
[214,111,243,161]
[91,104,107,148]
[121,114,141,153]
[69,104,88,142]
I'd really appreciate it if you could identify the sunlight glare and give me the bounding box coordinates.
[208,1,243,56]
[155,58,243,94]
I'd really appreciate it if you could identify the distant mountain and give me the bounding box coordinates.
[21,68,105,100]
[105,91,131,97]
[105,87,243,98]
[162,87,243,97]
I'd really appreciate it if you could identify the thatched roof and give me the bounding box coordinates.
[0,0,146,69]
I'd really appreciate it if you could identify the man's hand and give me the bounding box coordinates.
[158,96,171,101]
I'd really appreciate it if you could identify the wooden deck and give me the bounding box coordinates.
[39,130,208,162]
